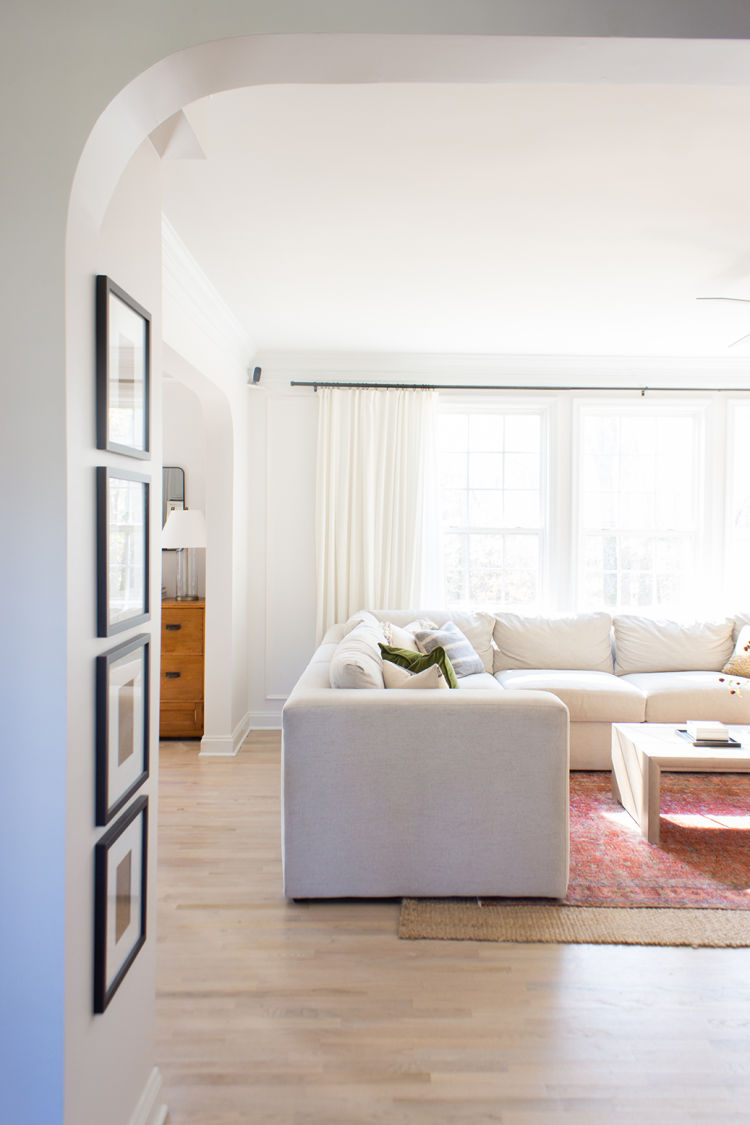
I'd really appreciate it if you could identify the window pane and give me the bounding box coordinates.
[504,491,540,528]
[578,409,700,613]
[439,413,468,452]
[440,451,467,489]
[442,489,467,527]
[469,452,503,489]
[469,414,503,451]
[506,414,540,452]
[505,452,539,490]
[439,408,545,608]
[469,490,503,527]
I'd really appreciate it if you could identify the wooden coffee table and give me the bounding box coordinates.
[611,723,750,844]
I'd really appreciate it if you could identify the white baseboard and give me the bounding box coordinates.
[128,1067,168,1125]
[199,711,254,756]
[248,709,283,730]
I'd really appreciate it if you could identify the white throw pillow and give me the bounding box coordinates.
[381,621,422,651]
[613,615,735,675]
[493,612,614,674]
[382,661,449,689]
[329,619,386,688]
[413,621,484,677]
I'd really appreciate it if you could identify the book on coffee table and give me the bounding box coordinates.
[676,727,741,748]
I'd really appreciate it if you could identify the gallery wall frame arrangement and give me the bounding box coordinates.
[96,274,151,459]
[95,634,150,826]
[93,794,148,1015]
[97,466,150,637]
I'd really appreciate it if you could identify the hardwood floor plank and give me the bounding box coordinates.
[156,733,750,1124]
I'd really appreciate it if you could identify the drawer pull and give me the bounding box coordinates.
[165,671,181,679]
[165,623,181,631]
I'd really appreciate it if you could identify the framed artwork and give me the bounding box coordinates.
[96,634,150,826]
[96,275,151,459]
[93,795,148,1014]
[97,467,150,637]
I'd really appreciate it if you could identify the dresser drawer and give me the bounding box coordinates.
[161,655,204,701]
[162,606,204,654]
[159,701,204,739]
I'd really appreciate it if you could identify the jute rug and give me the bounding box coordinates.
[399,772,750,947]
[398,899,750,946]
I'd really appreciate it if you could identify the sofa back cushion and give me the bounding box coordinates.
[613,615,735,674]
[329,618,386,688]
[492,612,614,673]
[372,609,495,673]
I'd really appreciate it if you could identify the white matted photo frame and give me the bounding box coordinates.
[93,794,148,1014]
[96,634,149,826]
[97,466,150,637]
[96,275,151,459]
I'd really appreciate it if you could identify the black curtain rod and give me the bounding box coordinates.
[290,380,750,394]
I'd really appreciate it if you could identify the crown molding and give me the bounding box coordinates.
[255,349,750,389]
[162,215,255,373]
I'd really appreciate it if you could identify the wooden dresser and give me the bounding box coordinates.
[160,599,205,739]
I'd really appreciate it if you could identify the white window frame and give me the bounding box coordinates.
[438,395,552,611]
[571,396,709,616]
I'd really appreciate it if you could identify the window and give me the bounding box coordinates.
[438,409,546,607]
[726,402,750,606]
[576,406,702,613]
[438,392,743,616]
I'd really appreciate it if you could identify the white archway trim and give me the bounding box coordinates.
[162,345,248,755]
[71,32,750,234]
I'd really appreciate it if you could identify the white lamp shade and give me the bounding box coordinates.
[161,507,207,549]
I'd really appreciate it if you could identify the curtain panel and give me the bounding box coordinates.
[315,387,439,638]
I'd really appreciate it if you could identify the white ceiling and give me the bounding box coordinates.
[160,80,750,358]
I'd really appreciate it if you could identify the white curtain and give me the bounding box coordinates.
[315,387,441,638]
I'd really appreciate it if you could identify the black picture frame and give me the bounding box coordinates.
[93,795,148,1014]
[96,275,151,459]
[96,635,150,826]
[97,467,150,637]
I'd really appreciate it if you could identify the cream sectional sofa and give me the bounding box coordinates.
[282,625,570,900]
[281,608,749,899]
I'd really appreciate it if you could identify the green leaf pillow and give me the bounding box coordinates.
[379,643,459,689]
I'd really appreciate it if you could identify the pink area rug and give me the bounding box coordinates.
[564,771,750,909]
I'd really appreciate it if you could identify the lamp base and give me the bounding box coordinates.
[175,547,200,602]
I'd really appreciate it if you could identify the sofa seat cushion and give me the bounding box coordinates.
[496,669,645,722]
[493,612,614,674]
[456,672,505,690]
[621,671,750,723]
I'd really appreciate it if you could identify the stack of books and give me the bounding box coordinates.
[684,720,739,747]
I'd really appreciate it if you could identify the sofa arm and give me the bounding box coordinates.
[282,689,569,899]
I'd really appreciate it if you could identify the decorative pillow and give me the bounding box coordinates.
[329,619,386,688]
[613,615,735,675]
[382,661,449,690]
[412,622,484,678]
[449,611,496,673]
[381,621,422,651]
[493,612,614,673]
[380,643,459,689]
[722,624,750,678]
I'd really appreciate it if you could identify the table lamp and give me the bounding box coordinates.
[161,507,206,601]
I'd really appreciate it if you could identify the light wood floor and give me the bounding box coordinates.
[157,732,750,1124]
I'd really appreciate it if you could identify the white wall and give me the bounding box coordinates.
[65,138,164,1125]
[6,7,750,1124]
[246,384,318,726]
